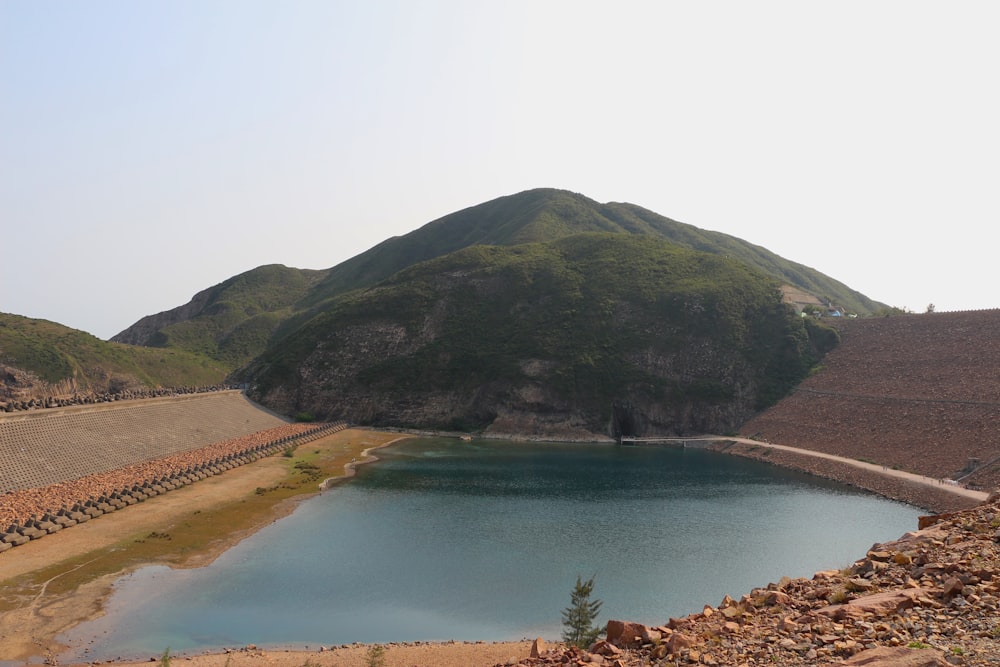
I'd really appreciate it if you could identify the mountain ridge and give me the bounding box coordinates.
[7,189,884,431]
[305,188,882,314]
[111,188,884,375]
[237,232,836,437]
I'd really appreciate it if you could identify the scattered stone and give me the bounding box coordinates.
[532,497,1000,666]
[831,646,951,666]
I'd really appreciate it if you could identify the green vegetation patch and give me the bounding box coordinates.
[0,313,227,389]
[242,232,827,432]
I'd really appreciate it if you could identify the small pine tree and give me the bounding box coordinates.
[561,575,603,648]
[365,644,386,667]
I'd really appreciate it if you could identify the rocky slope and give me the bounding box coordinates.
[515,494,1000,667]
[740,311,1000,492]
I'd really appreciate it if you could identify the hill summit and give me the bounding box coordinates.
[10,188,874,433]
[237,232,838,437]
[111,188,878,373]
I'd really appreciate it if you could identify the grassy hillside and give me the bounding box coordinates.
[241,233,835,435]
[0,313,227,392]
[111,264,328,369]
[115,189,881,370]
[304,189,883,315]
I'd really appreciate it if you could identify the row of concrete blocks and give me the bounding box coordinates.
[0,385,238,414]
[0,421,347,554]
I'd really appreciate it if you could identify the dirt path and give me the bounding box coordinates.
[623,434,990,512]
[674,435,989,503]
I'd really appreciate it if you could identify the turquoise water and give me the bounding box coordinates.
[58,439,922,661]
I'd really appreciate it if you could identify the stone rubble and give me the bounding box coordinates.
[0,382,235,413]
[502,494,1000,667]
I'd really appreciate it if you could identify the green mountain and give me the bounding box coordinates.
[111,264,328,368]
[306,188,882,313]
[237,233,838,437]
[112,189,883,371]
[0,313,227,404]
[6,189,860,435]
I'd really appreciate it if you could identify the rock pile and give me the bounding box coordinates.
[0,384,235,413]
[508,495,1000,667]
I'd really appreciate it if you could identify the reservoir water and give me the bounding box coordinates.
[59,438,923,661]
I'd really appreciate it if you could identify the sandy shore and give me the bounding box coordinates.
[50,641,540,667]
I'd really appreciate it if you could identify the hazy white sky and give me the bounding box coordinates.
[3,1,998,340]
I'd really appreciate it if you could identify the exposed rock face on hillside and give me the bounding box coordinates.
[0,362,146,411]
[513,495,1000,666]
[0,363,51,405]
[251,319,768,441]
[242,235,822,438]
[741,311,1000,491]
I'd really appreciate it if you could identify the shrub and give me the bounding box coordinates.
[365,644,386,667]
[561,575,603,648]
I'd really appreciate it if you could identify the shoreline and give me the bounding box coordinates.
[318,435,411,489]
[3,428,990,665]
[0,429,412,665]
[710,436,989,514]
[383,428,989,513]
[55,640,542,667]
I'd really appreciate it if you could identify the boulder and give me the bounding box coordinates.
[817,588,929,620]
[941,577,964,598]
[761,590,792,606]
[663,632,695,655]
[604,620,648,647]
[529,638,546,658]
[591,641,622,657]
[824,646,950,666]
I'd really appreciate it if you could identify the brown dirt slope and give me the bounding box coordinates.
[741,311,1000,490]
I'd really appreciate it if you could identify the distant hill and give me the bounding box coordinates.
[305,188,883,313]
[237,233,839,437]
[112,189,884,371]
[111,264,328,368]
[6,188,885,434]
[0,313,227,405]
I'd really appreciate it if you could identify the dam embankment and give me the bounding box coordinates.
[0,391,347,552]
